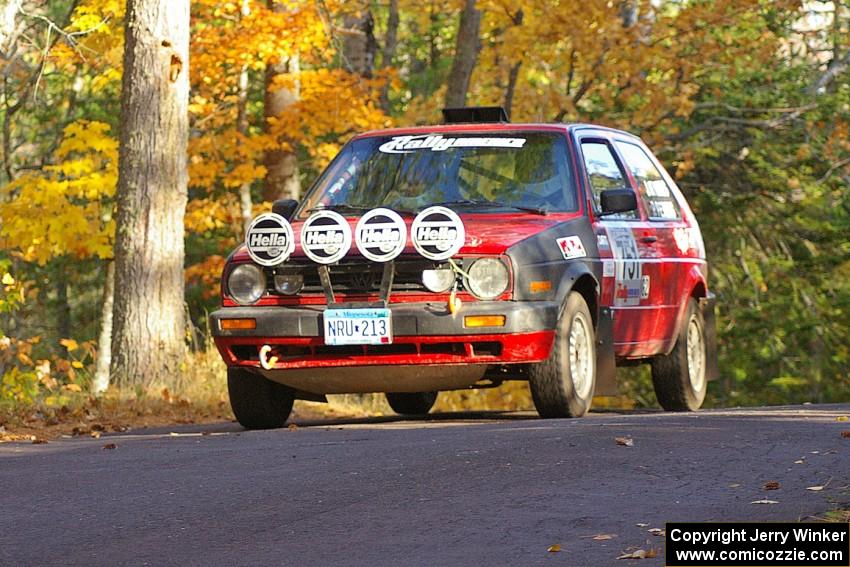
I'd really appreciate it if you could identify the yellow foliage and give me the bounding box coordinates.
[0,121,117,264]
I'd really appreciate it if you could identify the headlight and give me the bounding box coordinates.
[464,258,510,300]
[422,266,455,293]
[228,264,266,305]
[274,274,304,295]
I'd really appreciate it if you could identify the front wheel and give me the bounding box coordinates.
[651,298,707,411]
[227,367,295,429]
[529,292,597,418]
[385,392,438,415]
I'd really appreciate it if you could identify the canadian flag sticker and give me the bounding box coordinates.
[557,236,587,260]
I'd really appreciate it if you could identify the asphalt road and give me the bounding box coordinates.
[1,404,848,566]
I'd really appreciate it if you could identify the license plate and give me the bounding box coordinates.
[323,308,393,346]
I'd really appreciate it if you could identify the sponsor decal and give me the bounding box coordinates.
[608,226,641,281]
[602,260,615,278]
[355,208,407,262]
[596,234,609,249]
[411,206,465,261]
[614,281,643,306]
[607,225,643,307]
[378,134,526,154]
[641,275,651,299]
[673,227,692,254]
[245,212,294,266]
[300,210,352,264]
[557,236,586,260]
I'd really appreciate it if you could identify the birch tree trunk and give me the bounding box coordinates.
[237,0,253,233]
[92,260,114,394]
[111,0,189,388]
[445,0,481,108]
[379,0,399,113]
[263,0,300,202]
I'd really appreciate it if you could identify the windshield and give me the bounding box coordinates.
[298,131,577,217]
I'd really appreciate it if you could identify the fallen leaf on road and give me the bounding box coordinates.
[763,481,781,490]
[583,534,616,541]
[750,499,779,504]
[617,548,657,560]
[547,544,561,553]
[102,443,117,450]
[806,486,824,491]
[648,528,665,536]
[90,431,101,439]
[728,483,741,488]
[836,416,848,422]
[615,437,633,447]
[287,423,299,431]
[841,431,850,438]
[635,523,649,528]
[794,460,805,464]
[31,436,48,444]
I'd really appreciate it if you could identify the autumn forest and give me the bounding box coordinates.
[0,0,848,426]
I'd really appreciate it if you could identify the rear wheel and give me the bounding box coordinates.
[529,291,596,418]
[227,367,295,429]
[385,392,438,415]
[651,298,707,411]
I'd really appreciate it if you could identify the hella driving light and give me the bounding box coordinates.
[228,264,266,305]
[464,258,509,300]
[422,266,455,293]
[274,274,304,295]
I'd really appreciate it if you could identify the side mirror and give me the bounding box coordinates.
[272,198,299,220]
[599,188,637,216]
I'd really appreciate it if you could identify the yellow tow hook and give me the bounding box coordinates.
[259,345,279,370]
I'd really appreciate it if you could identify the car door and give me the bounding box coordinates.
[614,139,688,350]
[576,135,659,355]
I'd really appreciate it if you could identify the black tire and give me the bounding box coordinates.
[385,392,438,415]
[529,291,597,418]
[651,298,707,411]
[227,367,295,429]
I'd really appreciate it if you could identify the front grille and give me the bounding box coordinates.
[265,256,450,295]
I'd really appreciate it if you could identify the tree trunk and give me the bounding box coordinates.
[341,10,378,77]
[619,0,638,28]
[503,61,521,118]
[111,0,189,388]
[92,259,114,395]
[378,0,399,113]
[0,0,21,56]
[445,0,481,108]
[237,0,252,233]
[56,261,71,343]
[263,0,300,202]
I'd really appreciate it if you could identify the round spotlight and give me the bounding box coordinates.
[274,274,304,295]
[422,266,455,293]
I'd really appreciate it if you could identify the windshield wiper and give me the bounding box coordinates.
[428,199,549,216]
[306,203,373,214]
[306,203,416,215]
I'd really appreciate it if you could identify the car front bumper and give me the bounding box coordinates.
[210,300,559,372]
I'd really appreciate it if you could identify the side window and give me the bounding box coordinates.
[615,141,682,221]
[580,140,636,219]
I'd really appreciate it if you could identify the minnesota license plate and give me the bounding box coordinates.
[323,308,393,346]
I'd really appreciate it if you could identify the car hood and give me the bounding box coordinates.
[230,211,582,262]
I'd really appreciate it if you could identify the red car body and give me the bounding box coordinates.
[211,117,718,425]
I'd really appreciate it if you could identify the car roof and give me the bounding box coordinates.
[353,122,644,142]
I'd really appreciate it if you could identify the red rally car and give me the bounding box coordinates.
[211,107,718,429]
